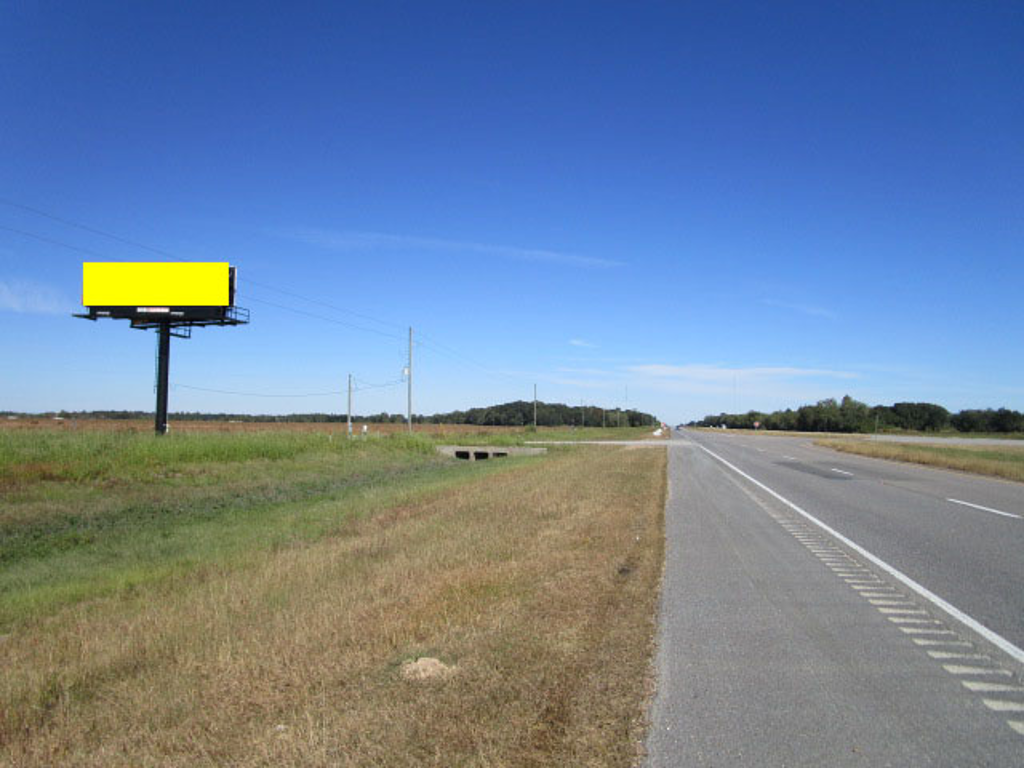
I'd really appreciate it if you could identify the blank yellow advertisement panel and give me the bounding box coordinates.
[83,263,229,307]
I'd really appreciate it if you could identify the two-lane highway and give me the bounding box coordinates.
[646,429,1024,766]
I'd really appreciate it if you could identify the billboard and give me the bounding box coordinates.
[80,262,240,324]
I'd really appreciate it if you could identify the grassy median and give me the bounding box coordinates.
[817,439,1024,483]
[1,428,665,766]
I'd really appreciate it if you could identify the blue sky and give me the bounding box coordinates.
[2,1,1022,424]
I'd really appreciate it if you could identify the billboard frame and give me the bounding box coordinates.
[74,263,249,435]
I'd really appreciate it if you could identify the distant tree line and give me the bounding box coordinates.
[2,401,659,428]
[694,397,1024,434]
[420,400,657,428]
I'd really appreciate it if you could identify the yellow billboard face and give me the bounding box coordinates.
[82,263,230,307]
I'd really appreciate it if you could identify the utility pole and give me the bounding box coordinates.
[581,399,585,428]
[347,373,353,437]
[533,383,537,429]
[407,326,413,433]
[602,407,605,428]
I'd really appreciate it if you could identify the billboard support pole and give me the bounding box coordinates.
[347,373,353,437]
[407,326,413,433]
[155,322,171,435]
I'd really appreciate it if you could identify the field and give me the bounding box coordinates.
[1,418,514,435]
[0,423,665,765]
[1,418,661,443]
[816,438,1024,483]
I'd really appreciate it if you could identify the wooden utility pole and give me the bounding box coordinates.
[347,374,353,437]
[533,384,537,429]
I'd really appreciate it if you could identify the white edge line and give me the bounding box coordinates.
[694,441,1024,668]
[830,468,854,476]
[946,498,1021,520]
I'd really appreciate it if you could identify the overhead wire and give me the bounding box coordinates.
[173,375,405,398]
[236,293,405,340]
[415,332,525,384]
[353,377,405,391]
[173,383,343,398]
[0,224,112,260]
[0,198,177,258]
[2,197,529,394]
[0,197,406,335]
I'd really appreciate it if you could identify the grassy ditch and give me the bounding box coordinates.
[0,430,478,628]
[444,425,661,446]
[1,431,665,766]
[817,439,1024,483]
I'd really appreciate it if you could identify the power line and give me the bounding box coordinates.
[415,333,524,384]
[353,377,405,391]
[236,278,407,333]
[236,293,405,340]
[0,198,178,258]
[174,377,405,398]
[2,198,531,396]
[0,224,112,259]
[173,383,343,398]
[0,197,406,333]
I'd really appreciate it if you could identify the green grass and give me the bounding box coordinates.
[426,425,660,445]
[0,430,537,630]
[817,439,1024,483]
[1,442,666,766]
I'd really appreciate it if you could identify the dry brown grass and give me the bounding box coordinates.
[817,439,1024,483]
[0,418,520,436]
[0,446,665,766]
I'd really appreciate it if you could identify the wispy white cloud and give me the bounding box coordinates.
[621,363,859,401]
[0,278,71,314]
[555,366,616,376]
[569,338,597,348]
[761,298,837,319]
[547,376,617,391]
[629,363,858,382]
[283,228,623,268]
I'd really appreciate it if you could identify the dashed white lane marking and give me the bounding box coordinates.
[694,442,1024,668]
[830,468,854,476]
[912,638,972,647]
[782,455,797,461]
[900,627,958,635]
[879,608,927,615]
[946,498,1021,520]
[943,665,1013,676]
[694,438,1024,739]
[927,651,990,660]
[962,681,1024,693]
[982,700,1024,712]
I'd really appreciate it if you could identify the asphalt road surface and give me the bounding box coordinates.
[645,429,1024,766]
